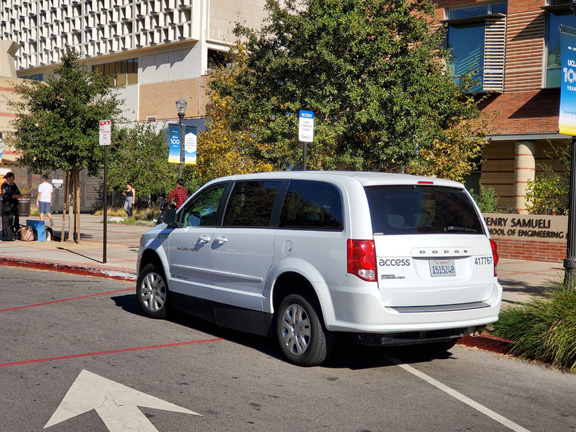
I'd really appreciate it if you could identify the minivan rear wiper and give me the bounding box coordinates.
[444,226,477,233]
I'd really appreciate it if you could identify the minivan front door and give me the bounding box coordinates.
[166,183,227,301]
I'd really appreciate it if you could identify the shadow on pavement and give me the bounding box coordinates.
[111,293,460,370]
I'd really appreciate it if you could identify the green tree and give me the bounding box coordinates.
[203,0,488,177]
[8,47,123,240]
[108,123,180,205]
[525,143,570,215]
[198,46,274,182]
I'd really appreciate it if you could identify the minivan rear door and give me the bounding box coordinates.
[365,185,496,307]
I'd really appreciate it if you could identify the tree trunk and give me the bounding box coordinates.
[60,170,69,242]
[76,167,81,242]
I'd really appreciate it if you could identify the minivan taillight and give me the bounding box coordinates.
[490,239,499,277]
[347,239,377,282]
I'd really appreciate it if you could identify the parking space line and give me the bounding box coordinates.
[383,353,531,432]
[0,288,134,313]
[0,338,224,368]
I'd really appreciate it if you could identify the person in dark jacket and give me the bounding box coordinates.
[1,172,22,241]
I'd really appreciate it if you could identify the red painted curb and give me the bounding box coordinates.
[0,258,136,282]
[458,334,515,354]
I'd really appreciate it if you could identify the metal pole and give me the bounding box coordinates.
[178,113,184,179]
[564,137,576,284]
[302,142,307,171]
[103,146,108,264]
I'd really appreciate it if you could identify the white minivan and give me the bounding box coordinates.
[136,171,502,366]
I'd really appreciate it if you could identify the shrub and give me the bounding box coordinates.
[492,282,576,371]
[469,182,500,213]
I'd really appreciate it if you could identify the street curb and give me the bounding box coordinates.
[0,258,137,282]
[458,334,514,354]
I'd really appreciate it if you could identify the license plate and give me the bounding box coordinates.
[429,259,456,277]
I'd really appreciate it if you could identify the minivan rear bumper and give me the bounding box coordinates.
[325,280,502,333]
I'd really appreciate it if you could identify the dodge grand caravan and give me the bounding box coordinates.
[136,171,502,366]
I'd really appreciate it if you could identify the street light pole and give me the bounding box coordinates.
[175,97,188,179]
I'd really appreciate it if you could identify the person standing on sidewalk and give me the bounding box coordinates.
[37,174,54,227]
[1,172,22,241]
[167,178,188,209]
[123,183,135,219]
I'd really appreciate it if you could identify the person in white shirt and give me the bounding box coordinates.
[37,174,54,227]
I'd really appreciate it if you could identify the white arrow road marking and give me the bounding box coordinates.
[44,369,200,431]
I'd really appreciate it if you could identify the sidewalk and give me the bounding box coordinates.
[0,214,566,301]
[0,214,150,281]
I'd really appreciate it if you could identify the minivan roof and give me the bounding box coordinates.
[212,171,464,189]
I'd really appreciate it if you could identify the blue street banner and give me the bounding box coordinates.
[168,124,197,165]
[559,25,576,136]
[168,124,181,164]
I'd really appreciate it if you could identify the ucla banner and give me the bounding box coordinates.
[168,124,197,165]
[559,25,576,136]
[184,125,197,165]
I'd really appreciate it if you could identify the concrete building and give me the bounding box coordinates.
[435,0,575,213]
[0,0,267,211]
[1,0,267,124]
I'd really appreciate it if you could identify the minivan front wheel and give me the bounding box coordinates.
[276,294,333,366]
[137,263,169,319]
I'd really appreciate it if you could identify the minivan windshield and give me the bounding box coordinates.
[365,186,484,235]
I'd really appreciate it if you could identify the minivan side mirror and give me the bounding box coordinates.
[163,209,179,227]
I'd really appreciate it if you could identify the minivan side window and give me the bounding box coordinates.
[365,186,483,235]
[279,180,343,230]
[180,183,226,227]
[222,181,282,227]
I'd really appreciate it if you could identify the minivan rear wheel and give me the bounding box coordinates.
[276,294,333,366]
[137,263,169,319]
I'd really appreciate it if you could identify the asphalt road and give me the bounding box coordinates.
[1,267,575,432]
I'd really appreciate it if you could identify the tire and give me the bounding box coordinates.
[137,263,169,319]
[276,293,334,366]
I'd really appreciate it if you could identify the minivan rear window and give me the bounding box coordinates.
[365,186,483,235]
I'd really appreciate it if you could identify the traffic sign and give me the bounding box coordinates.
[299,110,314,142]
[99,120,111,146]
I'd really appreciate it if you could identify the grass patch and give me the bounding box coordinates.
[492,282,576,371]
[93,207,161,224]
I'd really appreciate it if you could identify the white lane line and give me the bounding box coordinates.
[383,353,531,432]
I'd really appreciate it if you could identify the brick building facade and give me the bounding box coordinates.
[435,0,575,262]
[435,0,574,213]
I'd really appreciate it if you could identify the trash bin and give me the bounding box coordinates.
[18,196,31,217]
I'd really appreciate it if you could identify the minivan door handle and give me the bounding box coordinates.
[214,237,228,244]
[198,235,211,243]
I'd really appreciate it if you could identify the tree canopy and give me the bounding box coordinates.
[108,123,185,202]
[201,0,489,180]
[8,47,123,175]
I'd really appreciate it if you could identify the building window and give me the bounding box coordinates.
[92,59,138,86]
[23,74,44,81]
[546,2,576,88]
[445,3,507,93]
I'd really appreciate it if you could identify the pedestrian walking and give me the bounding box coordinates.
[1,172,22,241]
[167,178,188,209]
[37,174,54,227]
[123,183,135,219]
